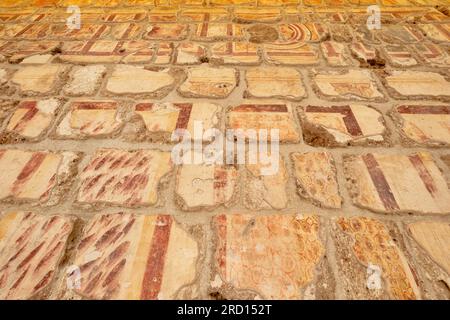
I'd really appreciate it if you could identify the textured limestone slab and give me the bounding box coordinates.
[176,162,238,211]
[19,54,53,64]
[246,24,278,44]
[63,65,106,96]
[144,24,188,41]
[233,7,281,23]
[330,25,354,42]
[420,24,450,43]
[382,45,417,67]
[244,156,288,210]
[193,23,244,41]
[383,70,450,100]
[392,105,450,146]
[245,66,306,100]
[72,213,199,300]
[377,25,424,44]
[174,43,207,65]
[178,66,237,99]
[1,99,61,142]
[133,102,221,142]
[0,149,78,205]
[300,105,386,146]
[333,217,420,300]
[408,221,450,275]
[312,69,384,101]
[263,42,319,65]
[0,212,73,300]
[11,65,66,95]
[291,152,342,209]
[105,65,175,98]
[414,43,450,67]
[56,101,123,139]
[320,41,352,67]
[212,214,325,299]
[77,149,172,208]
[279,23,329,42]
[211,42,260,65]
[228,102,300,143]
[344,152,450,214]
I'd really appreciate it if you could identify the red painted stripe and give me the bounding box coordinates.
[174,103,193,130]
[13,107,39,131]
[216,215,227,279]
[233,104,288,113]
[397,105,450,115]
[306,105,363,136]
[140,215,172,300]
[135,103,153,112]
[72,102,117,110]
[408,154,437,197]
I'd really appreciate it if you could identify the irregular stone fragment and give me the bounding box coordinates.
[264,42,319,65]
[193,23,244,41]
[213,214,325,299]
[291,152,342,208]
[344,152,450,214]
[211,42,260,65]
[301,105,386,146]
[234,7,281,23]
[246,24,278,43]
[0,212,73,300]
[174,43,207,65]
[414,43,450,67]
[382,45,417,67]
[320,41,352,66]
[63,65,106,96]
[56,101,123,139]
[73,213,198,300]
[350,42,386,68]
[178,66,237,98]
[0,40,60,63]
[0,100,17,126]
[11,65,65,95]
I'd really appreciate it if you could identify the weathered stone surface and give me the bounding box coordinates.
[19,54,53,64]
[178,66,237,98]
[176,161,238,211]
[133,102,221,142]
[408,221,450,275]
[211,42,260,65]
[321,41,352,66]
[301,105,386,146]
[77,149,172,207]
[228,102,300,143]
[350,42,386,68]
[0,149,78,205]
[264,42,319,65]
[245,66,306,100]
[344,153,450,214]
[73,213,199,300]
[174,43,207,65]
[279,23,328,42]
[0,100,17,127]
[56,101,123,139]
[334,217,420,300]
[105,65,175,97]
[420,23,450,43]
[0,68,8,85]
[63,65,106,96]
[312,69,384,101]
[377,25,424,44]
[193,23,244,41]
[234,7,281,23]
[383,71,450,100]
[180,8,229,22]
[144,24,188,41]
[0,40,60,63]
[0,212,73,300]
[246,24,278,44]
[414,43,450,67]
[212,214,325,299]
[291,152,342,209]
[2,99,60,142]
[392,105,450,147]
[11,65,66,95]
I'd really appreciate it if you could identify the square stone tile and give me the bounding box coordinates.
[211,42,260,65]
[77,149,172,207]
[212,214,328,299]
[381,45,418,67]
[0,212,73,300]
[320,41,353,67]
[174,43,207,65]
[344,152,450,214]
[312,69,384,101]
[175,161,238,211]
[55,101,124,139]
[178,66,237,99]
[233,7,281,23]
[245,66,306,100]
[413,43,450,67]
[11,65,66,95]
[1,99,61,142]
[63,65,106,96]
[300,105,386,146]
[227,102,301,143]
[333,217,420,300]
[391,105,450,147]
[291,152,342,209]
[0,149,79,205]
[72,213,199,300]
[263,42,319,65]
[279,23,329,42]
[144,24,188,41]
[193,23,244,41]
[382,70,450,100]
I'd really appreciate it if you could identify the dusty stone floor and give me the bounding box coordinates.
[0,0,449,300]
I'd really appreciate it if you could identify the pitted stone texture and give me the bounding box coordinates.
[133,102,221,142]
[263,42,319,65]
[77,149,172,207]
[55,101,123,139]
[320,41,352,67]
[291,152,342,209]
[178,66,237,98]
[244,156,288,210]
[105,65,175,97]
[344,153,450,214]
[334,217,420,300]
[73,213,198,300]
[11,65,66,95]
[245,66,306,100]
[1,99,61,142]
[211,42,260,65]
[63,65,106,96]
[0,149,78,205]
[175,162,238,211]
[300,105,386,146]
[227,102,300,143]
[0,212,73,300]
[383,70,450,100]
[392,105,450,147]
[213,214,325,300]
[312,69,384,101]
[408,221,450,275]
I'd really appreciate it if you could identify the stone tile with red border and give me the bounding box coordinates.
[211,42,261,65]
